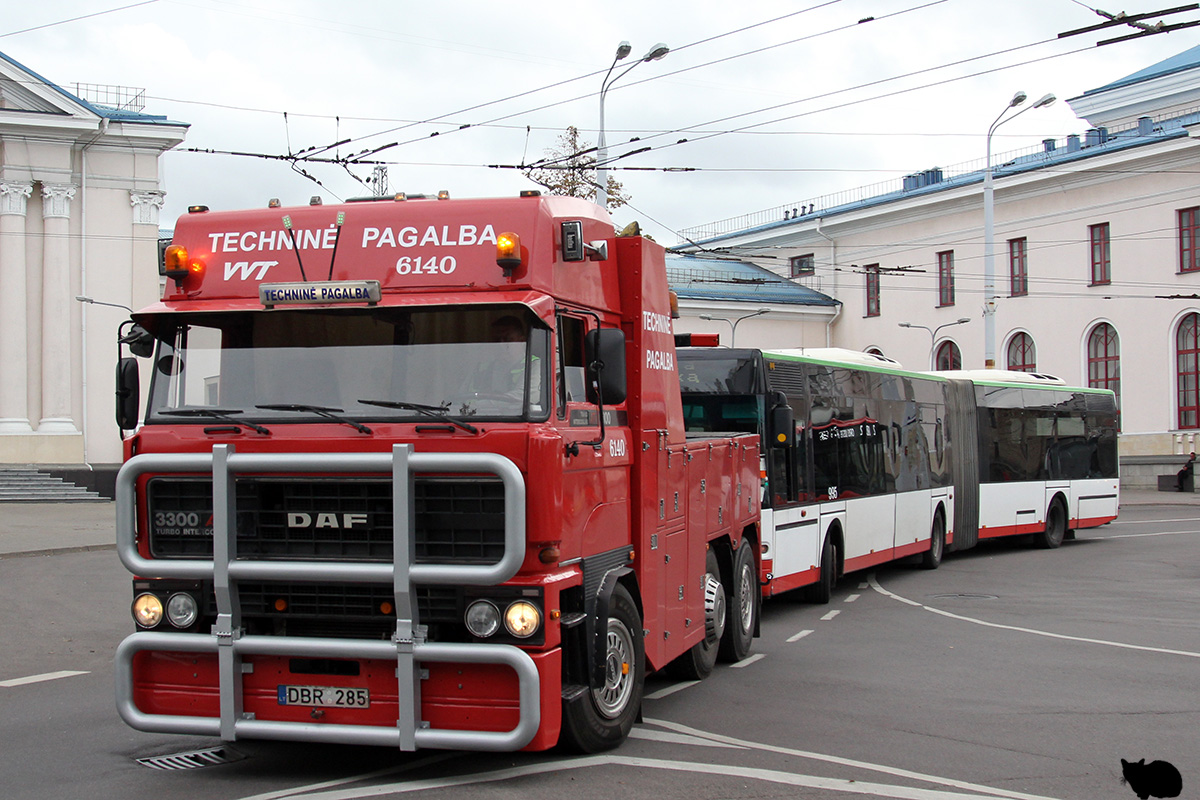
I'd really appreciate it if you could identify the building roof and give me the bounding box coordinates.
[665,253,839,307]
[0,49,188,126]
[681,106,1193,247]
[1080,43,1200,96]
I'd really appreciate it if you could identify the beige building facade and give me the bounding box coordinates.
[0,51,187,469]
[679,46,1200,465]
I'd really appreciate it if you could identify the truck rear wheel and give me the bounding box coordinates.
[667,548,724,680]
[559,583,645,753]
[718,539,756,663]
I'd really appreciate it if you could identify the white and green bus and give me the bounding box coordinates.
[677,347,1119,602]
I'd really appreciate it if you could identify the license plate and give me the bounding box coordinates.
[277,685,370,708]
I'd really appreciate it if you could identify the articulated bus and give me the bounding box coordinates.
[676,347,1119,602]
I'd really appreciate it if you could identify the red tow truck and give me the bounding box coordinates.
[113,191,760,752]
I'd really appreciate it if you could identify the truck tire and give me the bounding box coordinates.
[559,583,645,753]
[667,548,724,680]
[718,539,756,663]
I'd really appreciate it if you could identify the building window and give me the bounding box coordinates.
[1180,208,1200,274]
[1087,322,1120,426]
[790,254,815,277]
[865,264,880,317]
[1009,237,1028,297]
[865,347,884,357]
[1089,223,1111,285]
[934,340,961,371]
[937,251,954,307]
[1178,313,1200,429]
[1006,332,1036,372]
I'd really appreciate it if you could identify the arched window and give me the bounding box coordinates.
[1006,332,1036,372]
[934,341,961,371]
[1177,313,1200,429]
[1087,323,1120,422]
[865,347,884,357]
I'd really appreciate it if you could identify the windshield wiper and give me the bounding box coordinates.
[256,404,373,435]
[357,399,479,435]
[159,407,271,435]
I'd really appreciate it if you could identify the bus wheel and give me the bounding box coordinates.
[668,548,724,680]
[559,584,645,753]
[1035,499,1067,549]
[805,536,837,604]
[718,539,756,663]
[920,514,945,570]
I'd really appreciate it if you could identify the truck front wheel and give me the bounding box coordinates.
[559,584,645,753]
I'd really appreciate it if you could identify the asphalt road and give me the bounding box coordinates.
[1,498,1196,800]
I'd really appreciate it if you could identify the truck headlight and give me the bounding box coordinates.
[166,592,198,628]
[504,601,541,639]
[464,600,500,638]
[132,593,163,628]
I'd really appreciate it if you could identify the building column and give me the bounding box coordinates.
[0,182,34,433]
[39,183,78,433]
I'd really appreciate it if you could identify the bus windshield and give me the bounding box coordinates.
[143,305,549,424]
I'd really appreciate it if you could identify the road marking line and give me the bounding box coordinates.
[821,609,840,621]
[845,593,861,602]
[644,680,700,700]
[858,581,869,589]
[730,653,765,669]
[0,670,88,688]
[644,719,1063,800]
[1109,517,1199,525]
[787,629,814,642]
[1093,529,1200,540]
[275,751,1060,800]
[236,755,455,800]
[868,575,1200,659]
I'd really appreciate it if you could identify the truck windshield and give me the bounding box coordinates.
[144,306,550,423]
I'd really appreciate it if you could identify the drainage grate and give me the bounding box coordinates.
[136,746,245,770]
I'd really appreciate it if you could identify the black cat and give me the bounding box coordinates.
[1121,758,1182,800]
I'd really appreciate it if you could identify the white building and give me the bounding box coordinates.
[0,51,187,484]
[677,45,1200,478]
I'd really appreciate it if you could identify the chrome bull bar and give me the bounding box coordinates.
[114,443,539,752]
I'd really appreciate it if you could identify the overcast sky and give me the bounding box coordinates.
[3,0,1198,244]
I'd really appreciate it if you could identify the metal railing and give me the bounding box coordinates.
[114,443,540,752]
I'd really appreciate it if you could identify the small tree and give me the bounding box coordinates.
[522,126,630,210]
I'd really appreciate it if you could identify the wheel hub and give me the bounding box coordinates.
[703,573,726,645]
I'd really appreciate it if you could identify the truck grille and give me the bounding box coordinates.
[147,477,506,564]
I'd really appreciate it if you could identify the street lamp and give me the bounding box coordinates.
[699,308,771,348]
[898,317,971,370]
[983,90,1055,368]
[595,41,669,209]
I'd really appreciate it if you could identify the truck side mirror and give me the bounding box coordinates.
[116,357,140,430]
[119,323,155,359]
[585,328,627,406]
[768,392,794,448]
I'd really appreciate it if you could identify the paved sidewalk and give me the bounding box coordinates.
[0,489,1195,559]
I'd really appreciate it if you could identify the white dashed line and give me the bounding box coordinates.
[845,593,860,603]
[644,680,700,700]
[730,653,766,669]
[0,670,89,688]
[787,629,814,643]
[820,609,840,621]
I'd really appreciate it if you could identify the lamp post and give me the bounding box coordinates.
[699,308,771,348]
[595,41,669,209]
[983,90,1055,368]
[898,317,971,370]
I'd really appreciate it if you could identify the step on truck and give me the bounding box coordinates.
[113,191,761,753]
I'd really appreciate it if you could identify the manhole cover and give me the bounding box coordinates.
[136,746,245,770]
[930,593,999,600]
